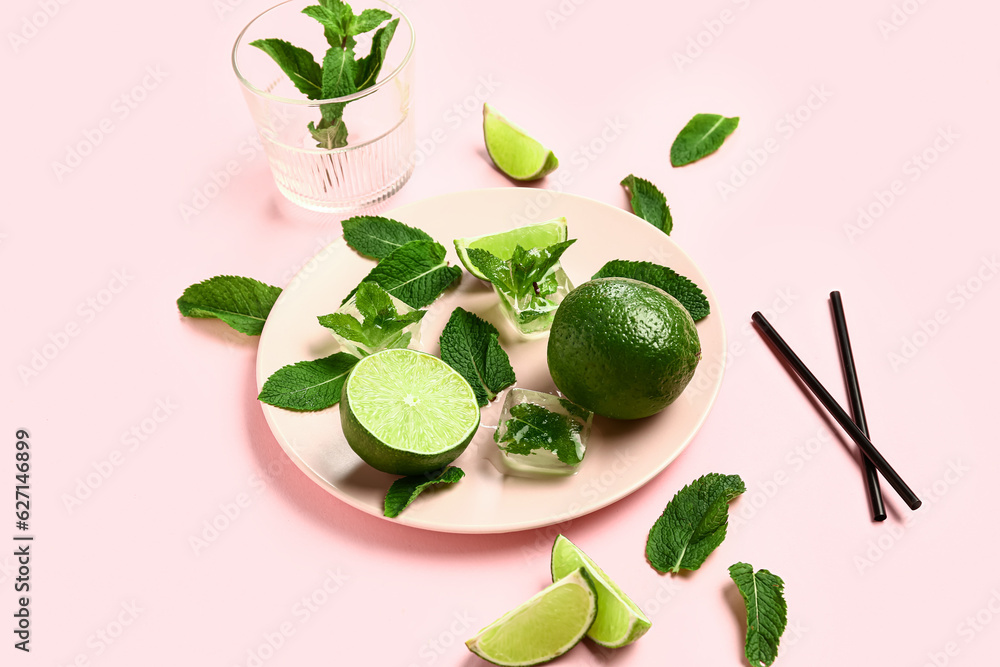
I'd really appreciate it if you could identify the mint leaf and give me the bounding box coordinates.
[354,282,426,349]
[350,8,392,34]
[621,174,672,234]
[729,563,787,667]
[670,113,739,167]
[321,45,356,99]
[308,117,349,149]
[495,403,586,465]
[317,312,368,346]
[646,473,745,573]
[248,39,323,99]
[342,215,432,260]
[302,3,352,44]
[257,353,358,411]
[467,240,575,302]
[355,18,398,89]
[592,259,710,322]
[439,308,515,407]
[318,45,357,134]
[177,275,282,336]
[321,282,425,352]
[354,280,395,319]
[464,247,509,289]
[345,240,462,309]
[384,466,465,518]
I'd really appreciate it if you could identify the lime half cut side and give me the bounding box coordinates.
[466,567,597,666]
[340,349,481,476]
[483,103,559,181]
[454,217,568,280]
[551,535,652,648]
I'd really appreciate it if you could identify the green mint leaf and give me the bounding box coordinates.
[383,466,465,518]
[670,113,739,167]
[592,259,710,321]
[317,312,368,346]
[439,308,516,407]
[308,118,348,149]
[321,283,426,352]
[354,281,395,320]
[621,174,673,235]
[465,247,513,292]
[177,275,282,336]
[302,3,353,46]
[495,403,585,465]
[342,215,432,260]
[345,240,461,309]
[385,331,411,349]
[361,294,425,351]
[509,240,575,297]
[646,473,745,573]
[729,563,787,667]
[257,353,358,411]
[319,45,357,126]
[355,18,398,89]
[248,39,323,99]
[349,8,392,35]
[467,240,575,302]
[321,45,357,99]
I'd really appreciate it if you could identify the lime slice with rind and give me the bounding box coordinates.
[340,349,480,476]
[466,567,597,666]
[454,218,568,280]
[551,535,652,648]
[483,103,559,181]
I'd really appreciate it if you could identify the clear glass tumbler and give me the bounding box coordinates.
[232,0,415,213]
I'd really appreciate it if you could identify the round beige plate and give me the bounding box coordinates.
[256,188,725,533]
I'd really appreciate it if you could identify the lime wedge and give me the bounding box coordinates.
[483,103,559,181]
[466,568,597,666]
[340,349,481,476]
[551,535,652,648]
[454,218,568,280]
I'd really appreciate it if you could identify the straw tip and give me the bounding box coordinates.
[873,512,887,522]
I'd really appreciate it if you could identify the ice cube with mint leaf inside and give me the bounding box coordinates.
[318,281,424,358]
[466,240,575,337]
[494,388,593,476]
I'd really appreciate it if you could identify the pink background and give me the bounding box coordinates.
[5,0,999,665]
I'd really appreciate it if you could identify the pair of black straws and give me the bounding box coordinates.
[753,292,921,519]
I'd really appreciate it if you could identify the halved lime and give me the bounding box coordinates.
[483,103,559,181]
[551,535,652,648]
[340,349,480,476]
[454,217,568,280]
[466,568,597,666]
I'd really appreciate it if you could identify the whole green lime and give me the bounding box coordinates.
[547,278,701,420]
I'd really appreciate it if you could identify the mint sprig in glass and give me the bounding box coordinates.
[466,239,576,337]
[232,1,415,212]
[249,1,398,148]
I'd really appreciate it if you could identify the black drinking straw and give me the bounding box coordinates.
[830,291,887,522]
[752,311,922,510]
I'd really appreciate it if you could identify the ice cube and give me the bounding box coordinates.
[494,264,573,337]
[494,388,593,476]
